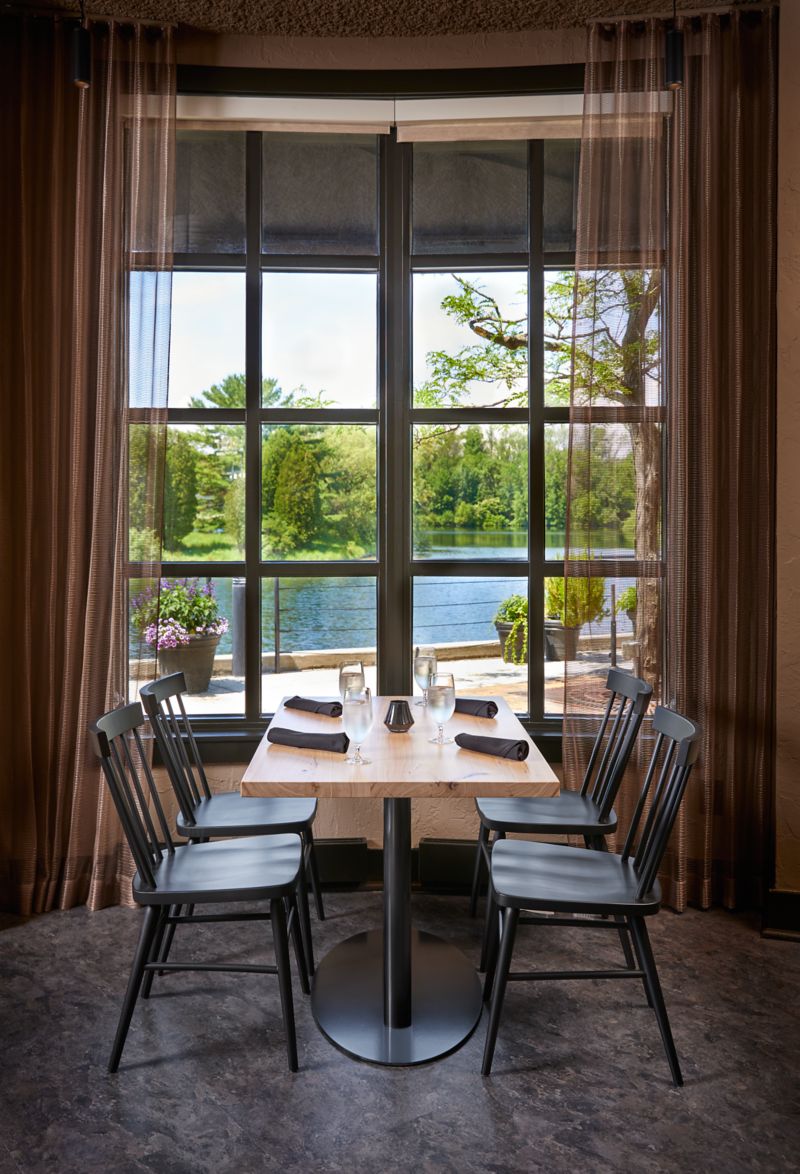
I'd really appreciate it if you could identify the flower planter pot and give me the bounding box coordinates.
[544,620,580,661]
[495,621,527,665]
[158,633,221,693]
[626,607,636,635]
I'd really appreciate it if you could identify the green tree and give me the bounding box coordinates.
[164,430,198,548]
[270,439,321,553]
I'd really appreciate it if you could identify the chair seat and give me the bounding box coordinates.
[476,792,617,836]
[490,838,661,916]
[133,834,302,905]
[177,793,317,839]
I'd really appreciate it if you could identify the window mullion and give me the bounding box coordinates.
[244,131,263,721]
[528,140,546,724]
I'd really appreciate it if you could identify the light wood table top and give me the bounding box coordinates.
[241,696,559,800]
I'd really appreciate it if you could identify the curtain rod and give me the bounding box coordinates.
[590,1,776,22]
[1,2,176,28]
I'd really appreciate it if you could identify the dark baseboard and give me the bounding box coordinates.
[762,889,800,940]
[315,836,477,893]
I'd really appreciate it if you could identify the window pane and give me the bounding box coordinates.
[413,576,527,714]
[175,131,246,254]
[413,424,528,560]
[168,272,246,408]
[545,268,661,408]
[413,271,527,409]
[130,424,246,562]
[412,141,528,254]
[543,140,578,252]
[262,272,377,409]
[262,133,379,255]
[544,576,660,716]
[130,576,244,714]
[545,422,656,561]
[262,425,377,560]
[261,576,377,713]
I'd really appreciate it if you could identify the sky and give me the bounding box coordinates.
[131,269,530,410]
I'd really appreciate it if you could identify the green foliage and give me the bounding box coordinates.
[616,585,637,613]
[164,431,198,548]
[130,578,225,636]
[129,527,160,561]
[224,476,246,550]
[493,595,528,664]
[415,278,528,409]
[545,576,607,628]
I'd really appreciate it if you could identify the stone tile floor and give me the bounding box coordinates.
[1,893,798,1173]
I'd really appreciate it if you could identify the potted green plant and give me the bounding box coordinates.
[131,578,229,693]
[493,594,528,665]
[544,575,607,661]
[616,584,637,633]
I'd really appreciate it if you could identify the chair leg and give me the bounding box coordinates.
[286,894,310,996]
[626,916,654,1006]
[156,903,181,975]
[305,829,325,921]
[140,907,168,1000]
[295,859,315,978]
[479,832,503,972]
[629,918,683,1087]
[469,823,490,918]
[482,890,501,1004]
[614,915,638,971]
[481,907,519,1076]
[108,905,159,1074]
[271,898,298,1073]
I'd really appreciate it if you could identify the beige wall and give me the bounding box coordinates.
[776,2,800,893]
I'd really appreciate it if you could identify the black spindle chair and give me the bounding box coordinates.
[480,705,700,1085]
[470,669,652,971]
[140,673,323,976]
[90,702,309,1073]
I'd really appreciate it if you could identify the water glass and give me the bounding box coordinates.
[427,672,455,745]
[413,646,437,707]
[339,659,365,702]
[343,686,373,766]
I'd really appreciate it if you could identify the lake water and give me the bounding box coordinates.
[131,529,636,658]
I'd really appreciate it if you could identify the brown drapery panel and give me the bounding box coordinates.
[563,10,777,910]
[0,15,174,914]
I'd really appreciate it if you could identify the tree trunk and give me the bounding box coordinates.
[629,420,661,694]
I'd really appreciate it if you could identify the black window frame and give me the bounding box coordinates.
[134,64,588,760]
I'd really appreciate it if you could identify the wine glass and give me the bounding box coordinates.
[338,659,365,702]
[427,672,455,745]
[343,685,373,766]
[413,646,437,707]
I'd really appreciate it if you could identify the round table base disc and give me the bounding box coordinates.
[310,929,483,1066]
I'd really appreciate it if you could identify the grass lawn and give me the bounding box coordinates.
[163,530,243,561]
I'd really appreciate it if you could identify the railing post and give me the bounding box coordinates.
[274,577,280,674]
[232,577,246,677]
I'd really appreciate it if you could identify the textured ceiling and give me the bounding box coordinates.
[37,0,728,38]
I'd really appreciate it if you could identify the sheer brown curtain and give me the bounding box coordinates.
[0,15,174,914]
[563,10,777,910]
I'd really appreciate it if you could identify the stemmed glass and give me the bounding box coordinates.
[343,685,373,766]
[338,659,365,702]
[413,646,437,707]
[427,672,455,745]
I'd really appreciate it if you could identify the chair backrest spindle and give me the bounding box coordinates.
[578,669,653,821]
[89,702,176,891]
[617,705,701,901]
[140,673,213,827]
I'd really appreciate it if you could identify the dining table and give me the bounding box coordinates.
[241,694,559,1066]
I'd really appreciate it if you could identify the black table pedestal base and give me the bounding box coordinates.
[311,928,483,1066]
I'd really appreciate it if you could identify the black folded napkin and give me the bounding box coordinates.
[454,733,529,761]
[284,695,342,718]
[268,727,350,754]
[454,697,498,719]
